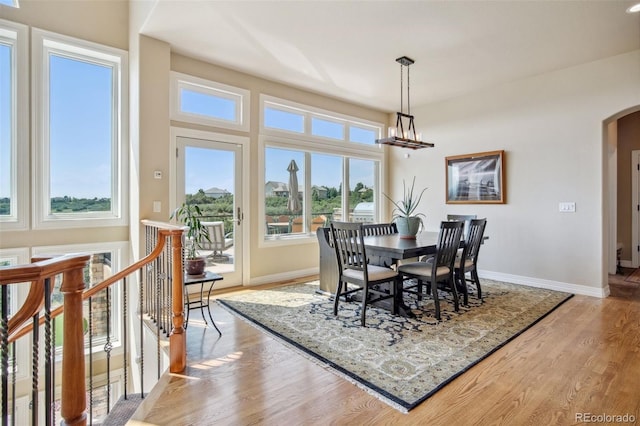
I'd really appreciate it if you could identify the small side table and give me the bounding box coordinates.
[184,271,223,335]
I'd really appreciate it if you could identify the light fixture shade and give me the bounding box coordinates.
[375,56,434,150]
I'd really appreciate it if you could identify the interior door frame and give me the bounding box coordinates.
[633,150,640,268]
[170,127,250,286]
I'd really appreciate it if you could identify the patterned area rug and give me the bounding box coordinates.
[217,279,573,412]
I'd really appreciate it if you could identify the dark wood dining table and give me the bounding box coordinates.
[361,231,442,317]
[363,231,440,268]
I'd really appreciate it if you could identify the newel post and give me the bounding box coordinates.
[169,230,186,373]
[60,259,89,426]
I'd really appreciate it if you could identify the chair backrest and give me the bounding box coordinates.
[460,218,487,265]
[434,220,465,269]
[447,214,477,240]
[201,221,226,251]
[330,221,368,277]
[362,222,398,236]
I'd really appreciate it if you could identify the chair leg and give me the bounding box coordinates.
[361,284,368,326]
[416,279,424,300]
[431,280,441,321]
[456,271,469,306]
[472,269,482,300]
[333,281,343,316]
[449,275,460,312]
[391,277,399,315]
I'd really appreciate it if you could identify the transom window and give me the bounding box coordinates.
[32,29,128,228]
[170,71,250,131]
[261,95,383,147]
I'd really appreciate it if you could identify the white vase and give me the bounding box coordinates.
[395,216,421,239]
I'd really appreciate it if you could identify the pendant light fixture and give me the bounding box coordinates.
[375,56,434,149]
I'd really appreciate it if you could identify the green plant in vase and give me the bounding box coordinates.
[384,177,427,239]
[170,203,211,276]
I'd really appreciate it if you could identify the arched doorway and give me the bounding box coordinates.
[603,106,640,282]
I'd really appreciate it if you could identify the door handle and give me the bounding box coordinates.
[237,207,242,225]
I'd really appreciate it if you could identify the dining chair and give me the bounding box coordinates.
[447,214,477,241]
[362,222,397,236]
[330,221,401,326]
[454,218,487,305]
[397,220,464,320]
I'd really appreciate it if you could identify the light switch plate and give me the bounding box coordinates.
[153,201,161,213]
[559,202,576,212]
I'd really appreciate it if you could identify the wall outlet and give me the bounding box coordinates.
[559,202,576,212]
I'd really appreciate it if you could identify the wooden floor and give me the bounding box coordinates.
[130,273,640,425]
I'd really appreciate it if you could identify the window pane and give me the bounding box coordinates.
[349,125,377,145]
[311,117,343,140]
[264,107,304,133]
[311,153,342,225]
[265,148,304,236]
[49,54,112,212]
[0,43,11,216]
[349,159,376,223]
[180,88,236,122]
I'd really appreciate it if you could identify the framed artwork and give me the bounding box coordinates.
[446,150,505,204]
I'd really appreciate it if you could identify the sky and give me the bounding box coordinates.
[0,46,377,200]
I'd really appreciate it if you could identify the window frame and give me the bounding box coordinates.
[0,19,28,230]
[170,71,250,131]
[259,135,384,248]
[260,94,384,150]
[31,28,128,229]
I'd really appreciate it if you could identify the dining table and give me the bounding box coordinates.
[361,231,442,317]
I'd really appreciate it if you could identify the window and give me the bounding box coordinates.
[32,29,128,228]
[0,20,27,230]
[261,95,382,148]
[0,0,19,8]
[170,72,250,131]
[260,96,384,243]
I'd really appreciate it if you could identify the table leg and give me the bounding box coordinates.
[199,282,208,326]
[206,281,222,336]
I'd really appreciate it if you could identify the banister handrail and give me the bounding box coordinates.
[7,228,184,343]
[0,254,91,341]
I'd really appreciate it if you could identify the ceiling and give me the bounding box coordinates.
[139,0,640,112]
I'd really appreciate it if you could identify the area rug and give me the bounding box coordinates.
[624,268,640,284]
[217,279,573,412]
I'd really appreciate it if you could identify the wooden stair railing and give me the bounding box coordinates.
[0,223,185,426]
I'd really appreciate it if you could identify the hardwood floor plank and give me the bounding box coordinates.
[130,276,640,425]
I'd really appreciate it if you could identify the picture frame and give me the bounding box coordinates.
[445,150,505,204]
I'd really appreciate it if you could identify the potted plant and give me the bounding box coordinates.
[384,177,427,239]
[170,203,211,276]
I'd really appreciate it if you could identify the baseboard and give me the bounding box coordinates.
[248,267,319,286]
[478,270,608,298]
[246,267,609,298]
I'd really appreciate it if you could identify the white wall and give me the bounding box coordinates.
[387,50,640,296]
